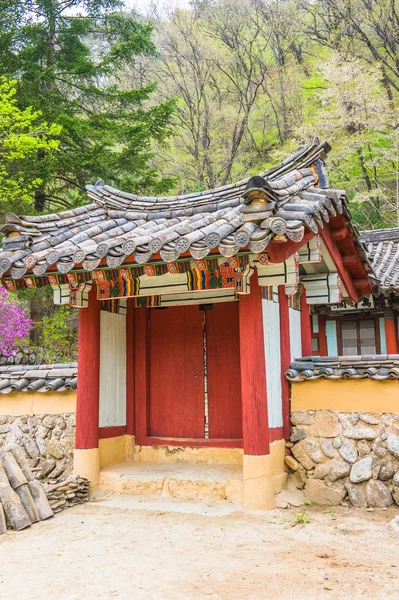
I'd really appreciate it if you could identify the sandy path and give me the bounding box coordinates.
[1,496,399,600]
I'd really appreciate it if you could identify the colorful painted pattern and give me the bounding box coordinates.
[3,272,91,291]
[187,256,249,291]
[93,268,140,300]
[135,296,161,307]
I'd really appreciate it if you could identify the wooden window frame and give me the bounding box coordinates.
[327,314,381,355]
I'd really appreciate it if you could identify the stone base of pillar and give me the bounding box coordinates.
[74,448,100,490]
[242,454,275,510]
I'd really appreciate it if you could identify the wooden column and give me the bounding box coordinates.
[318,315,328,356]
[300,287,312,357]
[126,299,135,436]
[239,269,269,456]
[384,308,398,354]
[134,307,149,443]
[75,286,100,450]
[278,286,291,440]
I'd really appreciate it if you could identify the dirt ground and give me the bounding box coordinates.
[1,494,399,600]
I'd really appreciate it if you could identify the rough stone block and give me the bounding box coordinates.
[357,440,370,457]
[350,456,372,483]
[290,427,307,443]
[338,439,358,464]
[358,413,380,425]
[345,482,367,508]
[284,455,299,471]
[291,468,307,490]
[291,441,317,471]
[366,480,393,508]
[320,439,335,459]
[329,460,351,482]
[344,427,378,440]
[309,412,340,438]
[313,462,332,479]
[291,411,314,426]
[302,439,325,464]
[387,434,399,459]
[304,479,346,506]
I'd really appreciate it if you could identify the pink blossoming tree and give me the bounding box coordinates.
[0,286,32,356]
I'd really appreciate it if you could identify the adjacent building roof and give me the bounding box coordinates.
[285,355,399,382]
[0,363,77,394]
[0,141,368,280]
[361,228,399,291]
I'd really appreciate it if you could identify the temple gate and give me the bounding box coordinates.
[0,141,372,510]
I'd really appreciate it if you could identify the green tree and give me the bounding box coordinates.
[0,1,175,212]
[39,306,78,363]
[0,77,60,216]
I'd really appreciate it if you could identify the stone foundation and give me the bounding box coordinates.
[283,410,399,508]
[0,413,75,482]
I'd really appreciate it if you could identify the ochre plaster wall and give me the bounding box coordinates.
[0,390,76,416]
[270,438,286,493]
[99,435,135,468]
[291,379,399,413]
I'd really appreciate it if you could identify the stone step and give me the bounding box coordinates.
[98,462,243,503]
[90,492,243,516]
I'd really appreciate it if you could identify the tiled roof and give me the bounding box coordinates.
[0,363,77,394]
[361,228,399,291]
[285,355,399,382]
[0,141,364,278]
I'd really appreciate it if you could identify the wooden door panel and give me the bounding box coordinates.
[206,302,243,438]
[149,306,204,438]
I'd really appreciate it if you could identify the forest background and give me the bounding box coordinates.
[0,0,398,361]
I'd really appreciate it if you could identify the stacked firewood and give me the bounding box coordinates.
[45,476,90,513]
[0,444,53,533]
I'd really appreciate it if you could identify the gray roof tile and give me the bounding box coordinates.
[0,141,369,276]
[0,363,77,393]
[285,355,399,381]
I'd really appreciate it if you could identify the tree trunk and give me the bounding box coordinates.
[34,188,47,213]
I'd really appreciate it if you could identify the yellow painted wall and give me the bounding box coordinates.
[0,390,76,416]
[99,435,135,468]
[291,379,399,413]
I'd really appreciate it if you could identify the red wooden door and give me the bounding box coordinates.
[148,306,205,438]
[206,302,243,438]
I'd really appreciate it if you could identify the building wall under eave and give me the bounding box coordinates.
[326,320,338,355]
[99,311,127,428]
[289,307,302,361]
[262,298,283,429]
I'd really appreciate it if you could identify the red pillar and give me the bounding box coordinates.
[384,308,399,354]
[126,299,135,436]
[239,269,269,455]
[75,286,100,449]
[134,308,149,442]
[300,286,312,357]
[278,286,291,440]
[318,315,328,356]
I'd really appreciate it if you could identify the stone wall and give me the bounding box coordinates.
[0,349,45,366]
[0,413,75,482]
[284,410,399,508]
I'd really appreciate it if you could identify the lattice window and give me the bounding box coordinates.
[341,320,376,355]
